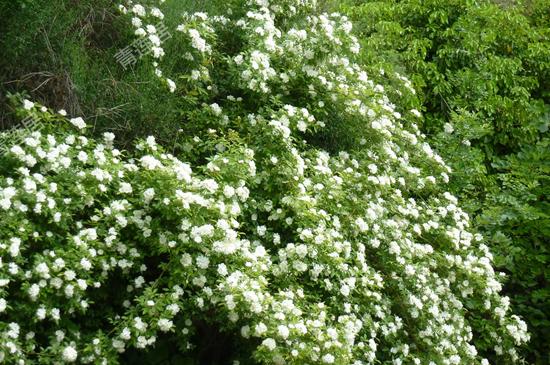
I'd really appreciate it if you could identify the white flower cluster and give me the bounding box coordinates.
[115,0,530,357]
[0,0,530,363]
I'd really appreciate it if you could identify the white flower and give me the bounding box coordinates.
[167,303,180,315]
[134,317,147,332]
[77,279,87,290]
[143,188,156,203]
[294,120,308,133]
[62,346,78,362]
[225,294,236,310]
[188,29,209,53]
[180,253,192,267]
[149,34,161,48]
[410,109,421,117]
[355,217,368,232]
[120,327,132,340]
[167,78,176,93]
[257,225,267,236]
[103,132,115,143]
[210,103,222,116]
[23,99,34,110]
[131,4,146,16]
[262,338,276,351]
[340,284,350,296]
[145,136,157,149]
[28,284,40,300]
[295,244,308,257]
[223,185,235,198]
[9,238,21,257]
[64,270,76,281]
[55,330,65,342]
[255,322,267,336]
[444,123,454,134]
[36,307,46,320]
[131,17,142,27]
[322,354,335,364]
[9,145,24,158]
[196,255,210,269]
[140,155,162,170]
[202,179,219,193]
[151,7,164,19]
[35,262,50,277]
[241,325,250,338]
[69,117,86,130]
[65,285,74,297]
[277,325,289,339]
[157,318,174,332]
[80,258,92,270]
[217,263,228,276]
[119,182,133,194]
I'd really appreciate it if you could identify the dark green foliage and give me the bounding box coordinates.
[341,0,550,362]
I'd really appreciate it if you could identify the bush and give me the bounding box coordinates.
[339,0,550,362]
[0,0,532,363]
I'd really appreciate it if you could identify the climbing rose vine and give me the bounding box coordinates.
[0,0,529,363]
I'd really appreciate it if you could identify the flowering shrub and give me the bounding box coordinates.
[0,0,530,363]
[338,0,550,361]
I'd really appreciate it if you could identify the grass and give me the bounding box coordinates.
[0,0,218,149]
